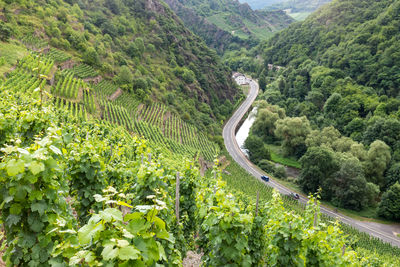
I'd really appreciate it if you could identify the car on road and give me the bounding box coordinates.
[289,193,300,200]
[261,175,269,182]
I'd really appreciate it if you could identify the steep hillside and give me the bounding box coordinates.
[263,0,400,94]
[165,0,294,52]
[248,0,400,219]
[0,0,239,136]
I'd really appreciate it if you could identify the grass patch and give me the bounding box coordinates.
[319,200,396,224]
[267,143,301,169]
[0,41,28,76]
[288,12,311,21]
[241,84,250,95]
[397,233,400,238]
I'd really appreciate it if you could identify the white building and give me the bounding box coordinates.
[232,72,248,85]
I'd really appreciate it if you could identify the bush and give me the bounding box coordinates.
[378,183,400,220]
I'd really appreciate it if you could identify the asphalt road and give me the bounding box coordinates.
[223,79,400,247]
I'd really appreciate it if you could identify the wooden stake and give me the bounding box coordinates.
[342,244,346,256]
[255,191,259,216]
[148,153,152,163]
[175,172,180,224]
[141,155,144,164]
[313,199,318,227]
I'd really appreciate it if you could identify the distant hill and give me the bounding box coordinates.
[240,0,331,11]
[240,0,332,20]
[238,0,281,10]
[165,0,294,53]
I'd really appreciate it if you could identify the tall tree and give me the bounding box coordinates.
[364,140,391,188]
[275,116,311,157]
[299,147,339,197]
[378,183,400,221]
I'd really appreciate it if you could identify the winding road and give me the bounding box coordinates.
[223,78,400,247]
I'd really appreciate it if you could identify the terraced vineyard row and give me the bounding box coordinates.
[139,103,220,160]
[2,69,46,93]
[61,63,98,78]
[93,80,117,101]
[54,97,88,120]
[18,53,54,76]
[21,35,48,49]
[93,80,140,115]
[140,103,166,128]
[83,89,96,114]
[101,100,133,131]
[52,73,81,99]
[46,48,71,63]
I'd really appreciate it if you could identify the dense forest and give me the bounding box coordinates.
[245,0,400,219]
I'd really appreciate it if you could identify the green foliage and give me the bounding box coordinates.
[115,65,133,85]
[0,127,74,266]
[0,21,13,42]
[66,136,108,222]
[265,191,356,266]
[274,116,311,157]
[244,134,271,164]
[299,146,339,195]
[66,187,181,266]
[378,183,400,221]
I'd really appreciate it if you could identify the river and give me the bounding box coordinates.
[235,107,257,157]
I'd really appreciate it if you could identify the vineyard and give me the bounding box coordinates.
[0,77,398,265]
[62,63,99,78]
[52,73,81,99]
[1,52,400,266]
[18,53,54,76]
[46,48,71,63]
[1,52,220,161]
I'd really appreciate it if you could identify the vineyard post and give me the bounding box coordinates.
[148,153,152,163]
[175,172,180,224]
[342,244,346,256]
[313,198,318,227]
[141,154,144,164]
[255,191,259,217]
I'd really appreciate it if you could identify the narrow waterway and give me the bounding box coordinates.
[235,107,301,178]
[235,107,257,157]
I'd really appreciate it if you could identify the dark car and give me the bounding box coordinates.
[261,175,269,182]
[289,193,300,200]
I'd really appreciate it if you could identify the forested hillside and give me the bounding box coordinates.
[246,0,400,218]
[165,0,294,53]
[0,0,239,137]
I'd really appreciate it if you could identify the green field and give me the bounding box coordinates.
[266,143,302,168]
[288,12,311,21]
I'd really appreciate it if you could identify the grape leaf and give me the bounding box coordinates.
[118,246,140,260]
[6,159,25,176]
[29,161,45,175]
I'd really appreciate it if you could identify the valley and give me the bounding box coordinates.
[0,0,400,265]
